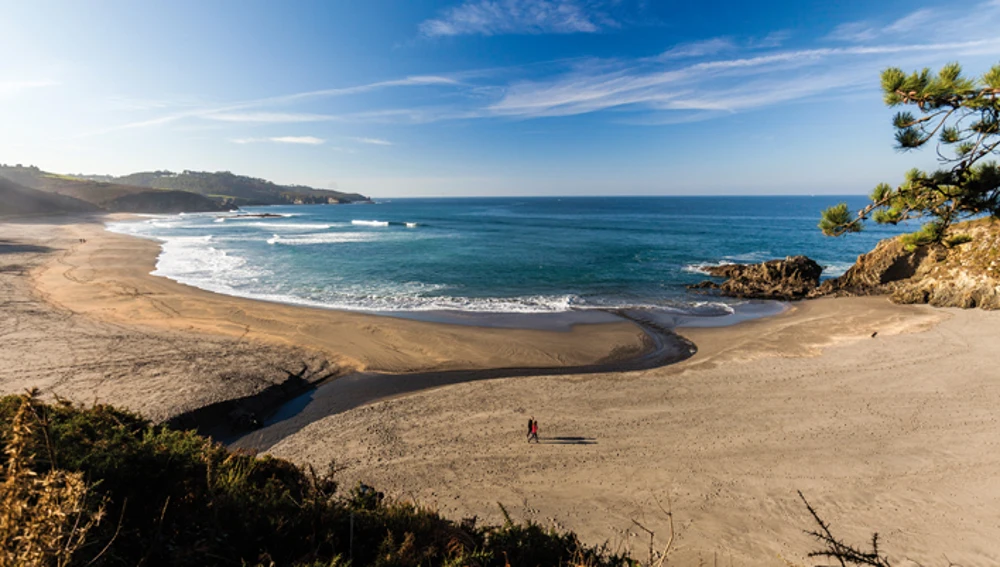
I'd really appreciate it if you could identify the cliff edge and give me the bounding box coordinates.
[818,218,1000,309]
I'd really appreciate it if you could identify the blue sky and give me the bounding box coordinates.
[2,0,999,197]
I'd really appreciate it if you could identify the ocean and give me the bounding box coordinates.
[106,196,908,327]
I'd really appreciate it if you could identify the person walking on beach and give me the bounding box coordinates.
[528,418,539,444]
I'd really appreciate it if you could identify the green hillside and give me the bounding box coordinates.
[0,176,98,216]
[0,165,227,214]
[83,170,371,206]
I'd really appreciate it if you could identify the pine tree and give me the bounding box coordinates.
[820,62,1000,248]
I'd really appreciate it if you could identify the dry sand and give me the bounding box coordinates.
[269,298,1000,566]
[3,214,999,565]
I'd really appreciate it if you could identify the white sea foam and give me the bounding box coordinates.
[151,236,270,294]
[820,261,854,278]
[241,222,334,230]
[682,260,735,275]
[682,252,774,275]
[207,291,584,314]
[105,219,167,239]
[267,232,376,245]
[677,301,736,316]
[405,222,418,228]
[351,220,389,227]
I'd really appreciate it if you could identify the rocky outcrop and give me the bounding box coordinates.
[817,218,1000,309]
[689,255,823,300]
[103,190,228,214]
[688,219,1000,309]
[815,238,930,295]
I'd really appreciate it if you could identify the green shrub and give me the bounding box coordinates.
[943,233,973,247]
[0,394,630,567]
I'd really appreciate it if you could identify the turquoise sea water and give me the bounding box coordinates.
[106,196,910,325]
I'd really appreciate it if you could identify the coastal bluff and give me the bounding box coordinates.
[693,218,1000,309]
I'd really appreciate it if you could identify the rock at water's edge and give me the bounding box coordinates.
[690,255,823,300]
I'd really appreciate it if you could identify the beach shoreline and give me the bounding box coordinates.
[28,215,661,373]
[3,214,999,565]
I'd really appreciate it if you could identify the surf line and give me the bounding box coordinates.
[169,310,696,451]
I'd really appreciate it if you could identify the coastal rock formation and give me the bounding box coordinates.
[814,237,930,296]
[820,219,1000,309]
[690,255,823,300]
[691,220,1000,309]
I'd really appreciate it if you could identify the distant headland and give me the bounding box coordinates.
[0,163,372,216]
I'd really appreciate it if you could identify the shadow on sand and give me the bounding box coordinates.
[0,240,53,255]
[538,436,597,445]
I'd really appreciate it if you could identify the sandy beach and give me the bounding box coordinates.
[2,214,999,565]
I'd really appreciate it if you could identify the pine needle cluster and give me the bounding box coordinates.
[820,61,1000,247]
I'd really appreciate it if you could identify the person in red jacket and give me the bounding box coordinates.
[528,418,539,443]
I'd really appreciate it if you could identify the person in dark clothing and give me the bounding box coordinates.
[527,417,534,443]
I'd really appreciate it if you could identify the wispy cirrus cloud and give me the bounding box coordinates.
[486,37,1000,119]
[419,0,615,37]
[352,137,393,146]
[204,112,339,123]
[654,38,736,61]
[749,30,792,49]
[232,136,325,145]
[827,8,936,42]
[92,75,460,135]
[0,80,58,98]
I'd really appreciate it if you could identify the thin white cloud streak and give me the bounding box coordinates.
[883,9,934,34]
[826,22,878,43]
[828,7,947,42]
[232,136,325,145]
[419,0,611,37]
[204,112,339,123]
[748,30,792,49]
[90,75,459,135]
[654,38,735,60]
[0,80,57,97]
[352,137,394,146]
[264,76,459,105]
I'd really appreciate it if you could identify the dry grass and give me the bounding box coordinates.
[0,393,104,567]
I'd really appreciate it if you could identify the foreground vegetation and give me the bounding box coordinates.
[0,393,630,567]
